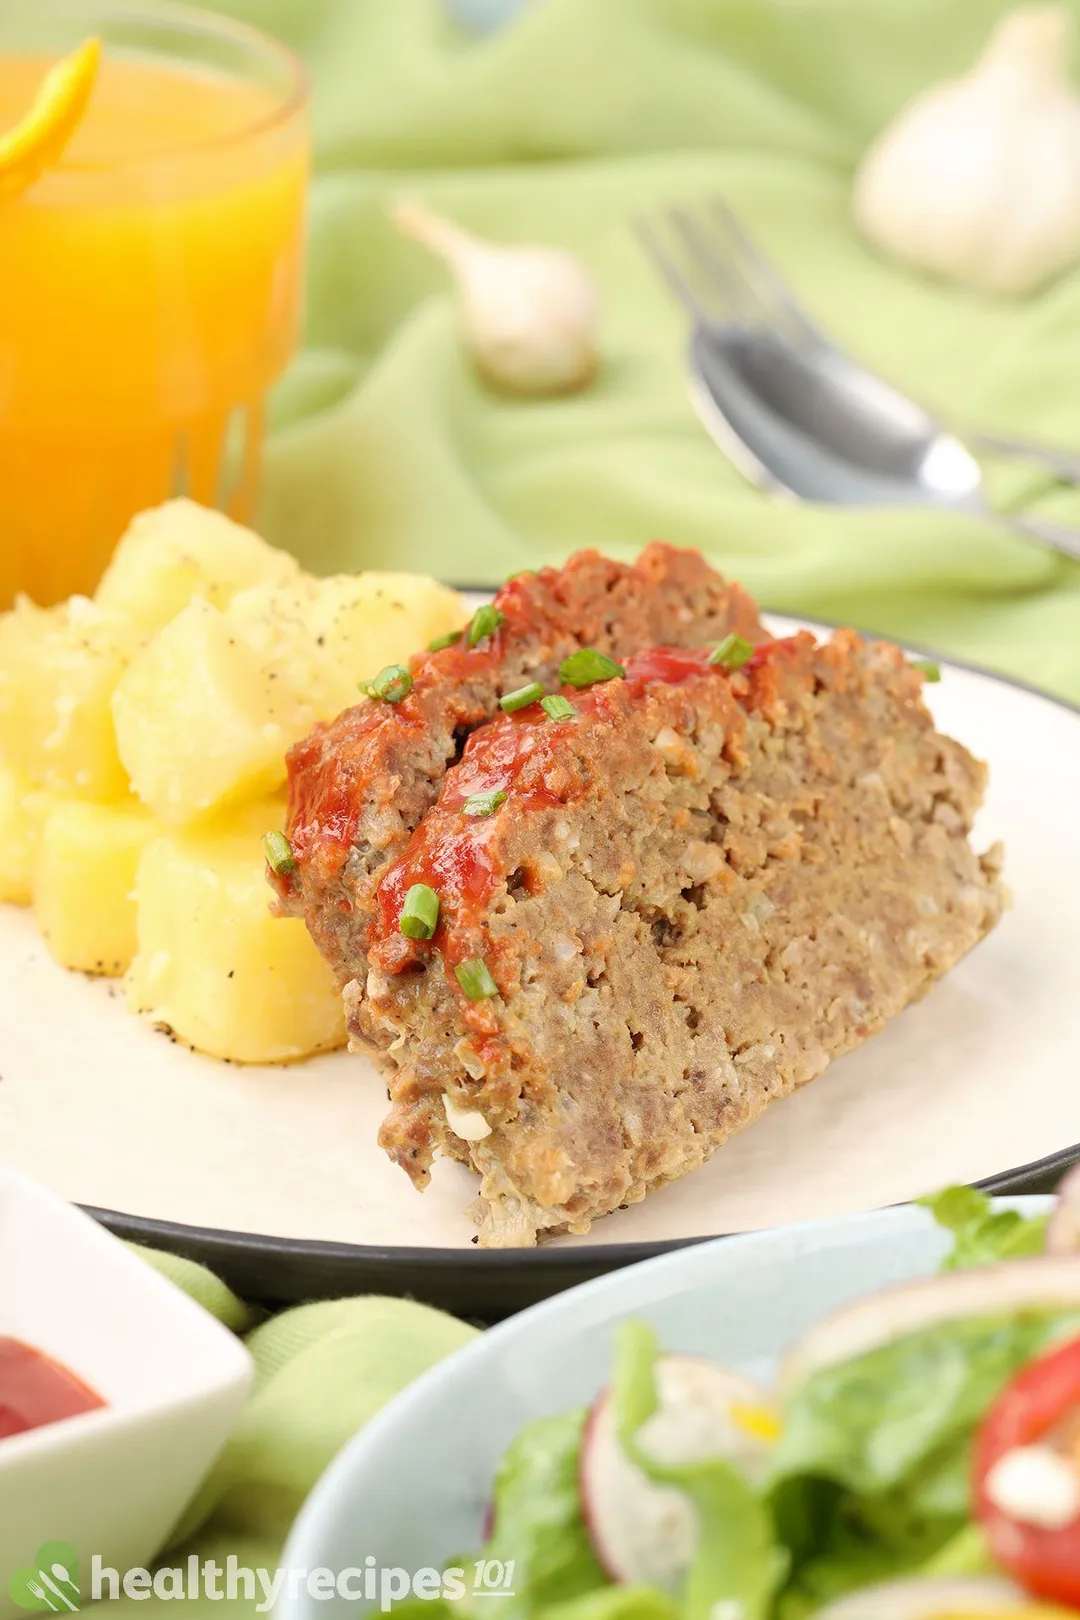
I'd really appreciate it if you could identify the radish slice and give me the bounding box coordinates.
[579,1354,776,1589]
[809,1574,1023,1619]
[1047,1164,1080,1253]
[781,1255,1080,1394]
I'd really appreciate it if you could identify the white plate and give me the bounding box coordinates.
[1,619,1077,1309]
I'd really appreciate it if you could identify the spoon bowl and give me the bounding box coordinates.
[690,324,984,510]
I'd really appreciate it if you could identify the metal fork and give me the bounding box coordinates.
[637,198,1080,561]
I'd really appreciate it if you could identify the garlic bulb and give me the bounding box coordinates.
[853,6,1080,296]
[393,197,599,396]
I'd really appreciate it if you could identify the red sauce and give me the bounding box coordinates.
[372,708,576,971]
[281,549,774,901]
[0,1338,104,1441]
[621,645,714,686]
[280,636,514,899]
[370,634,812,1000]
[619,640,789,687]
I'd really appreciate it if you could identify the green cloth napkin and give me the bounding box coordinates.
[119,1248,478,1615]
[221,0,1080,698]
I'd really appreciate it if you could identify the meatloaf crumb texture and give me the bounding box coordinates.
[279,544,763,969]
[280,549,1004,1247]
[362,632,1002,1246]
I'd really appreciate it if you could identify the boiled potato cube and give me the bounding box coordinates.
[306,572,467,718]
[112,599,306,823]
[0,763,36,904]
[310,572,466,714]
[208,791,288,842]
[126,816,345,1063]
[96,499,300,635]
[34,799,154,975]
[224,576,328,713]
[224,571,467,723]
[0,595,135,798]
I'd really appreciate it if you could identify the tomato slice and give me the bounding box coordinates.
[974,1333,1080,1606]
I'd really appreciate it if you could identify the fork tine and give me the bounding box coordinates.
[639,199,821,345]
[709,198,821,345]
[633,216,709,323]
[667,207,758,328]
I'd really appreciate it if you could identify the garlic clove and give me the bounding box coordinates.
[393,196,599,396]
[853,5,1080,296]
[980,5,1072,85]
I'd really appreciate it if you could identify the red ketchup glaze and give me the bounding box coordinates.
[371,635,807,984]
[0,1338,104,1441]
[372,709,575,967]
[282,700,405,883]
[280,623,525,896]
[621,645,714,687]
[745,638,786,671]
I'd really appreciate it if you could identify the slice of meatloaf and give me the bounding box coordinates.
[277,544,763,976]
[358,633,1004,1247]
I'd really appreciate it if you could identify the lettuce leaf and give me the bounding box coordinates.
[769,1307,1080,1615]
[920,1185,1047,1271]
[389,1587,675,1620]
[538,1588,678,1620]
[612,1321,780,1620]
[919,1521,994,1578]
[461,1409,607,1619]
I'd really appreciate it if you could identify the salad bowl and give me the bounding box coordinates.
[281,1194,1058,1618]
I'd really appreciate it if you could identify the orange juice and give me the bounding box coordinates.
[0,8,308,607]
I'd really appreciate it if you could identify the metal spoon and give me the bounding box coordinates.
[639,201,1080,562]
[690,325,1080,560]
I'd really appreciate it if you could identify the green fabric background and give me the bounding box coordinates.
[104,1249,478,1615]
[94,0,1080,1606]
[230,0,1080,696]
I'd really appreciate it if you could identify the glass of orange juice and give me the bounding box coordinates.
[0,0,309,608]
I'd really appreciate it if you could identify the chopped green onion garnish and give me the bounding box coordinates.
[463,790,508,817]
[262,830,296,876]
[505,568,535,583]
[708,634,754,670]
[541,694,576,722]
[363,664,413,703]
[559,648,625,687]
[911,659,941,682]
[500,682,543,713]
[428,629,462,653]
[399,883,440,940]
[467,604,505,647]
[456,958,499,1001]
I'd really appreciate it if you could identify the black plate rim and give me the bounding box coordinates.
[76,608,1080,1307]
[85,1136,1080,1270]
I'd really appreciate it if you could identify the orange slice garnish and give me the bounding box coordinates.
[0,37,101,202]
